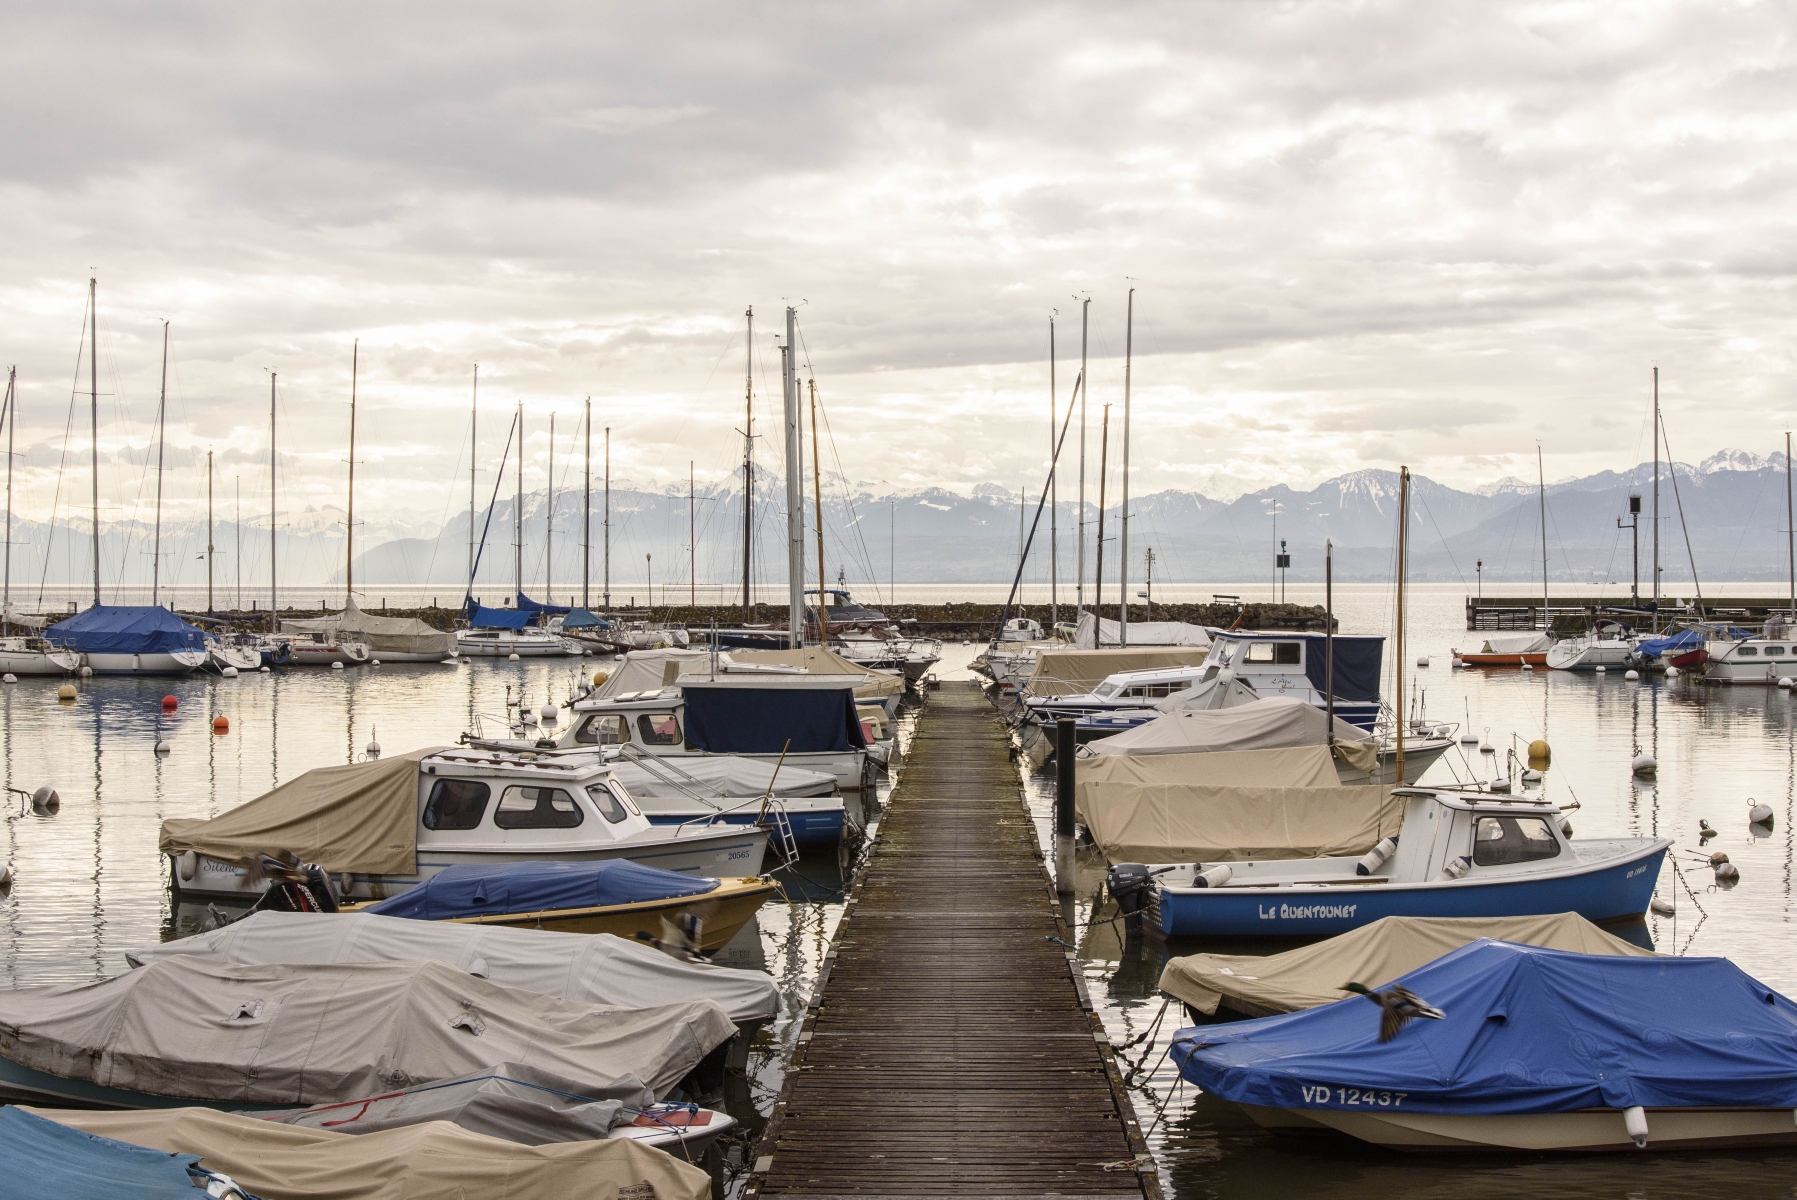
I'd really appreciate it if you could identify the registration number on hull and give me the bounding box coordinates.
[1299,1085,1407,1107]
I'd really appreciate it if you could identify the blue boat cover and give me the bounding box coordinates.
[516,592,571,615]
[44,605,206,655]
[362,858,720,920]
[0,1106,213,1198]
[562,607,608,629]
[684,685,868,753]
[1635,629,1705,658]
[464,603,534,630]
[1172,940,1797,1115]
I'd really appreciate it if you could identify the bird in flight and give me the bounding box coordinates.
[1342,981,1446,1043]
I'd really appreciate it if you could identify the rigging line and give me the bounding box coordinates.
[39,296,93,606]
[420,410,475,594]
[1414,491,1468,586]
[1719,460,1772,581]
[1659,412,1706,612]
[465,409,520,603]
[990,368,1084,645]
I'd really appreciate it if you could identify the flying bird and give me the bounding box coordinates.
[1342,981,1445,1043]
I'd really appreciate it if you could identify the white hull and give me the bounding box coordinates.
[284,642,370,666]
[457,631,581,657]
[207,643,261,672]
[362,650,459,663]
[1243,1101,1797,1152]
[630,746,872,793]
[0,646,79,675]
[1545,638,1634,671]
[1338,738,1454,785]
[1703,639,1797,684]
[85,650,207,675]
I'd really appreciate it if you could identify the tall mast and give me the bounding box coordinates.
[583,398,591,609]
[1077,296,1088,613]
[809,379,827,645]
[547,411,554,603]
[1652,367,1660,626]
[1395,465,1409,786]
[1786,431,1793,616]
[1094,404,1110,643]
[742,306,754,615]
[1538,445,1548,632]
[603,427,611,609]
[346,338,357,603]
[1120,287,1133,646]
[2,365,13,624]
[689,459,696,608]
[269,372,277,633]
[1049,315,1058,629]
[206,450,214,613]
[153,320,168,606]
[89,276,99,607]
[235,475,241,610]
[468,365,477,592]
[514,401,523,604]
[782,308,804,648]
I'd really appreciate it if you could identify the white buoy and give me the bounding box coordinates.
[1632,752,1657,776]
[1625,669,1640,681]
[1782,677,1795,689]
[539,703,558,723]
[154,740,171,754]
[1520,767,1543,783]
[1479,728,1495,754]
[1416,655,1430,668]
[0,861,10,887]
[1716,861,1741,885]
[521,710,537,726]
[1451,657,1464,669]
[78,666,92,678]
[508,653,521,662]
[1749,799,1775,825]
[1,674,15,685]
[366,739,382,759]
[331,661,345,670]
[1666,665,1680,678]
[221,666,238,678]
[1489,777,1511,793]
[1650,896,1675,917]
[371,659,382,667]
[1595,665,1607,674]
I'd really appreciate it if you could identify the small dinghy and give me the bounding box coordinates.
[354,858,776,952]
[1172,940,1797,1152]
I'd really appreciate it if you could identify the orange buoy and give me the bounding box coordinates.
[161,695,178,710]
[212,715,230,733]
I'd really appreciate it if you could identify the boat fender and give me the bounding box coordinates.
[1650,896,1675,917]
[1560,819,1573,837]
[1624,1105,1649,1149]
[221,666,238,678]
[1355,837,1398,876]
[1665,666,1679,678]
[0,675,14,685]
[1193,864,1233,889]
[1437,856,1470,881]
[176,851,197,883]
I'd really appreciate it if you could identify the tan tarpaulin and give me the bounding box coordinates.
[0,954,736,1104]
[1024,647,1211,697]
[731,645,905,699]
[1083,782,1405,863]
[1086,698,1380,776]
[593,649,714,698]
[1075,745,1339,823]
[158,748,442,875]
[35,1107,712,1200]
[283,600,457,657]
[1073,612,1211,649]
[1159,913,1657,1017]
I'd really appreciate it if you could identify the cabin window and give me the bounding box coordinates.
[1739,646,1760,657]
[1246,643,1274,662]
[1472,816,1561,866]
[1768,647,1787,656]
[1093,682,1120,698]
[586,783,631,823]
[575,714,629,745]
[1275,644,1302,665]
[493,785,585,829]
[638,712,683,746]
[423,779,490,831]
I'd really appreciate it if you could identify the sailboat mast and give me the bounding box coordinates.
[809,379,827,645]
[1787,431,1793,617]
[584,398,591,609]
[782,308,803,648]
[1049,315,1058,629]
[689,459,696,608]
[206,450,213,613]
[1395,465,1409,785]
[235,476,241,610]
[1120,287,1133,646]
[468,365,477,591]
[1538,446,1548,632]
[89,276,99,607]
[346,338,357,603]
[603,427,611,609]
[1077,296,1088,613]
[3,365,12,621]
[742,306,754,616]
[152,321,168,606]
[269,372,277,633]
[514,401,522,604]
[1652,367,1660,627]
[1094,404,1110,642]
[547,411,554,604]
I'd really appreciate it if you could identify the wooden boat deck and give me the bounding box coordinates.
[744,682,1159,1200]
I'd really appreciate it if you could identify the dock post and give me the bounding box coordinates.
[1056,716,1076,895]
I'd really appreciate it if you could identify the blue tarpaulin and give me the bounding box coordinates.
[517,593,571,615]
[464,603,533,630]
[1172,940,1797,1115]
[683,685,868,753]
[0,1106,214,1199]
[363,858,719,919]
[562,608,608,629]
[1635,629,1705,659]
[44,605,206,655]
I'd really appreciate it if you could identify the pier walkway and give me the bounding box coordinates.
[745,682,1159,1200]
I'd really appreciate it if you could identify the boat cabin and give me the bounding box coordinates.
[416,750,655,852]
[1192,630,1384,728]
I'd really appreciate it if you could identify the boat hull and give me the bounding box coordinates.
[1242,1101,1797,1152]
[359,650,459,663]
[1456,653,1548,666]
[645,800,845,845]
[1154,843,1666,937]
[456,634,581,657]
[284,643,370,666]
[1546,640,1634,671]
[0,647,79,675]
[84,650,207,675]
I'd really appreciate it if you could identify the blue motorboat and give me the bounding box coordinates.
[1135,788,1667,937]
[1171,939,1797,1151]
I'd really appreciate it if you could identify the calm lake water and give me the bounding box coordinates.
[2,584,1795,1198]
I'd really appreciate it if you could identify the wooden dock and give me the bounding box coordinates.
[744,682,1159,1200]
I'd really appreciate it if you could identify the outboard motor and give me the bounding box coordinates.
[247,854,339,915]
[1106,862,1154,918]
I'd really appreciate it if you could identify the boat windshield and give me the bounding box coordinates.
[1472,815,1561,866]
[1093,682,1120,698]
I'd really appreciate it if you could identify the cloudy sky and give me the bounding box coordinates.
[3,0,1796,544]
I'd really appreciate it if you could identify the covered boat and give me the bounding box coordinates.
[1086,781,1405,867]
[611,753,846,845]
[358,858,775,951]
[457,602,579,657]
[124,908,780,1027]
[1156,631,1385,731]
[1077,696,1400,783]
[1023,646,1211,698]
[282,600,456,662]
[1072,611,1211,649]
[1172,940,1797,1151]
[44,604,208,675]
[32,1103,712,1200]
[1634,628,1706,669]
[1453,631,1551,666]
[1159,913,1655,1020]
[0,954,736,1109]
[0,1106,246,1199]
[730,644,906,715]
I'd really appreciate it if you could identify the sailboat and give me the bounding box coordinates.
[0,368,77,675]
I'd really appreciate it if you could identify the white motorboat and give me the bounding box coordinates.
[0,636,79,676]
[205,637,261,673]
[280,631,372,666]
[1702,635,1797,684]
[162,747,769,903]
[1025,664,1215,726]
[1545,633,1635,671]
[457,627,582,658]
[1000,617,1043,642]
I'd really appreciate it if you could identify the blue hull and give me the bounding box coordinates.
[649,809,845,845]
[1158,846,1666,937]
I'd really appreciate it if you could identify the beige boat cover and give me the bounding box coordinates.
[1075,746,1339,822]
[35,1107,711,1200]
[1086,696,1380,774]
[1159,913,1657,1017]
[1024,647,1211,697]
[731,645,905,698]
[593,649,715,698]
[0,955,735,1104]
[1073,612,1211,649]
[1083,783,1405,864]
[283,600,457,657]
[124,909,782,1024]
[158,748,440,875]
[1469,632,1552,656]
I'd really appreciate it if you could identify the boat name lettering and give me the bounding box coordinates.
[1260,902,1358,920]
[1627,864,1646,879]
[1298,1085,1405,1107]
[199,859,241,875]
[727,850,753,861]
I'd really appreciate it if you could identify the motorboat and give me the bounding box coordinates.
[1171,940,1797,1152]
[1000,617,1044,642]
[725,644,906,718]
[284,600,458,662]
[611,752,847,845]
[44,604,209,675]
[1452,632,1550,667]
[1702,634,1797,684]
[1109,787,1667,937]
[280,630,372,666]
[457,627,582,658]
[1165,631,1380,730]
[356,858,776,951]
[1546,631,1636,672]
[160,747,771,903]
[0,635,79,675]
[1025,664,1215,727]
[205,637,261,673]
[836,634,941,683]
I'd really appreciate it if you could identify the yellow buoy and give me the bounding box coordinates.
[1528,739,1551,761]
[592,671,610,688]
[56,683,76,702]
